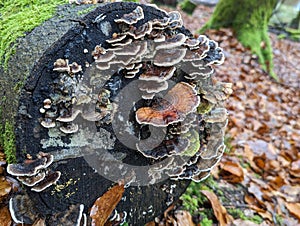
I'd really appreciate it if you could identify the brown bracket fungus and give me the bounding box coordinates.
[1,2,229,225]
[136,82,200,127]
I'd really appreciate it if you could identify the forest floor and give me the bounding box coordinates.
[0,2,299,226]
[149,3,300,226]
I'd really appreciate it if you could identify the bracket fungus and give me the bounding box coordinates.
[136,82,200,127]
[2,2,229,225]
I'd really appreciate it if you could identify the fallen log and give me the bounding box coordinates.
[0,2,229,225]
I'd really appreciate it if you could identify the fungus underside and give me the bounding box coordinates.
[0,0,67,68]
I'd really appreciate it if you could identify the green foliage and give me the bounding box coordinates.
[0,0,67,68]
[3,122,16,163]
[180,176,217,216]
[200,217,213,226]
[0,107,3,147]
[77,4,97,16]
[227,208,263,224]
[275,214,284,226]
[224,135,233,153]
[179,0,196,15]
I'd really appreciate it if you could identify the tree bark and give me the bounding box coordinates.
[201,0,278,80]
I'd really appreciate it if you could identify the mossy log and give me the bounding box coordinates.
[0,2,227,225]
[200,0,278,80]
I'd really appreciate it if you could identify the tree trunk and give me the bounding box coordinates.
[201,0,278,80]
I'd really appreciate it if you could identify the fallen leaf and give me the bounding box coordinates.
[201,190,233,226]
[285,203,300,220]
[0,206,12,226]
[247,182,265,206]
[174,210,195,226]
[0,176,11,202]
[90,183,125,226]
[219,161,244,183]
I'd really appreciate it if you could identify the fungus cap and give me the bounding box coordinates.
[56,109,81,122]
[155,33,186,50]
[69,62,82,74]
[31,171,61,192]
[7,158,47,176]
[106,34,127,44]
[17,171,46,187]
[114,6,144,25]
[153,48,186,67]
[138,80,168,93]
[40,119,56,128]
[59,123,79,134]
[53,59,70,72]
[135,82,200,126]
[126,22,152,39]
[139,66,176,82]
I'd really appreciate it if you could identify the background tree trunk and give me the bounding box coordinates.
[201,0,278,80]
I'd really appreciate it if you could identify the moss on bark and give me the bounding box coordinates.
[200,0,278,80]
[0,0,67,68]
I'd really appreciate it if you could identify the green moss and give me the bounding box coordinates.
[228,208,263,224]
[224,136,233,153]
[0,0,67,68]
[180,176,218,216]
[179,0,196,15]
[200,0,278,80]
[3,122,16,163]
[200,217,213,226]
[286,27,300,41]
[275,214,284,226]
[77,4,97,16]
[0,108,3,147]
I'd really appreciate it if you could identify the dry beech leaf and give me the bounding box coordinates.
[0,176,12,200]
[244,194,265,211]
[219,161,244,183]
[201,190,232,225]
[0,206,12,226]
[174,210,195,226]
[285,203,300,220]
[90,183,125,226]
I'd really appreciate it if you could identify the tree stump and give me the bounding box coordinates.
[0,2,229,225]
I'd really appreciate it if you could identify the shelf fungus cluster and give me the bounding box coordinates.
[2,2,232,225]
[90,5,228,183]
[35,4,230,186]
[7,152,60,192]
